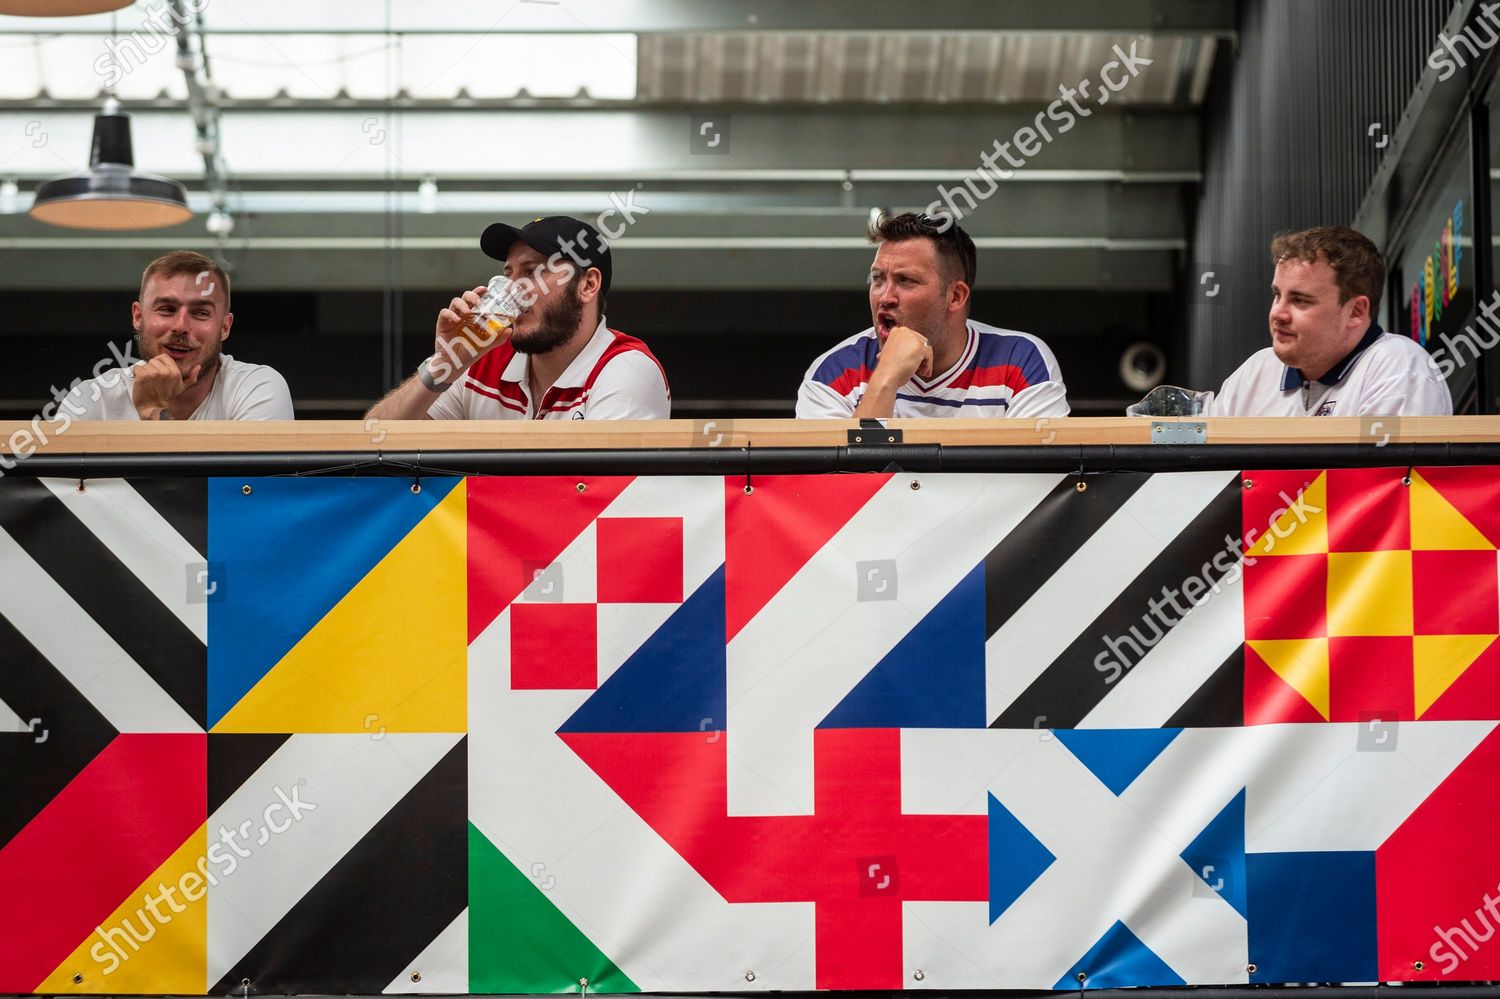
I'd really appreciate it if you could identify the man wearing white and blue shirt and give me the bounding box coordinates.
[1207,227,1452,417]
[796,213,1069,419]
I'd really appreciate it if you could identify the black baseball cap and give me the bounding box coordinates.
[480,215,612,296]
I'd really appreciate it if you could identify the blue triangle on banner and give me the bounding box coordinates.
[1054,920,1185,990]
[1181,788,1248,919]
[558,565,726,734]
[207,477,457,729]
[1054,728,1181,796]
[988,792,1056,923]
[820,562,986,729]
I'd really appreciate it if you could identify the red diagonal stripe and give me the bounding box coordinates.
[0,734,206,991]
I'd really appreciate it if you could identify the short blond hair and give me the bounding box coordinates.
[139,250,231,312]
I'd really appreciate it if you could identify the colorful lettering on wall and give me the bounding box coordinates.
[1410,199,1464,346]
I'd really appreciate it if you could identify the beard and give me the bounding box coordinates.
[512,280,585,355]
[137,331,223,379]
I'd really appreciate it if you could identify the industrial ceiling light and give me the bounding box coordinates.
[0,0,133,14]
[29,98,191,230]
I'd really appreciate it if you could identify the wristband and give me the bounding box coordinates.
[417,357,454,392]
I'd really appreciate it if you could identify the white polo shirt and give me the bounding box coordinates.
[60,354,294,420]
[1206,324,1453,417]
[427,318,670,420]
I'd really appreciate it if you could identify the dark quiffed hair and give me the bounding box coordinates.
[139,249,232,312]
[867,212,978,289]
[1271,226,1385,315]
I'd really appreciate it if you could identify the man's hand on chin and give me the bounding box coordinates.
[876,325,934,382]
[133,354,198,420]
[855,326,933,419]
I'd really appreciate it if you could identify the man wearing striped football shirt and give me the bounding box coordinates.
[796,212,1069,419]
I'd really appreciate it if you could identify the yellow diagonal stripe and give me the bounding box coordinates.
[39,825,207,995]
[1411,471,1495,551]
[1415,634,1496,717]
[214,484,467,733]
[1248,472,1327,557]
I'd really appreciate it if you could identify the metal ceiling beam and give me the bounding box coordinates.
[3,0,1236,37]
[0,107,1200,179]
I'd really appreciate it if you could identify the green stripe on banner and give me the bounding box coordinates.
[468,823,639,994]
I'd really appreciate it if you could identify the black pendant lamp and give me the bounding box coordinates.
[29,98,192,230]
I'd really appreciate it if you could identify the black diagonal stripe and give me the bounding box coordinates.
[209,734,291,816]
[0,611,116,850]
[985,473,1151,636]
[993,477,1242,729]
[0,478,205,728]
[211,737,467,995]
[1164,646,1245,728]
[126,478,207,559]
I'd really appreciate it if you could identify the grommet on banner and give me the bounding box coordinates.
[1246,964,1257,974]
[743,438,754,495]
[578,978,589,995]
[1243,478,1254,490]
[744,971,756,983]
[1076,971,1088,983]
[410,972,422,983]
[910,479,921,491]
[72,974,83,984]
[576,482,586,493]
[1415,960,1425,972]
[241,484,252,496]
[913,969,925,982]
[412,449,423,494]
[1403,466,1414,487]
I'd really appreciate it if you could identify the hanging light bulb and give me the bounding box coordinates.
[29,98,191,230]
[0,178,18,214]
[418,176,438,214]
[0,0,133,13]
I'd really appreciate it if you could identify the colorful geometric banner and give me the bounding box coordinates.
[4,468,1500,993]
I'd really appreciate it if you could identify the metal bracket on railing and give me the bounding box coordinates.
[1151,421,1207,444]
[848,420,903,445]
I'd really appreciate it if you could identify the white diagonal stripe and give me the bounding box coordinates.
[470,606,815,992]
[206,732,461,989]
[384,908,468,994]
[728,472,1061,816]
[0,525,198,733]
[986,470,1239,723]
[41,477,207,643]
[0,694,26,732]
[1078,568,1244,728]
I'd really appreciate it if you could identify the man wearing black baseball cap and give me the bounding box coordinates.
[367,215,669,421]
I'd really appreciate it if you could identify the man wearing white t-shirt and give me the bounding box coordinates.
[367,216,669,421]
[1207,226,1452,417]
[61,250,293,421]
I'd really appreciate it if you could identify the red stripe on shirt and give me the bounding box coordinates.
[947,363,1033,393]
